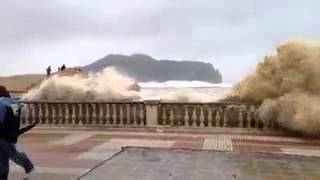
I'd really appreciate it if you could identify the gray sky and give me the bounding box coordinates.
[1,0,320,83]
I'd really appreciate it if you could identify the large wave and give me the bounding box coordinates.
[23,68,140,101]
[24,68,228,102]
[230,39,320,135]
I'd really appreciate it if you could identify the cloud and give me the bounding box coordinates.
[1,0,320,82]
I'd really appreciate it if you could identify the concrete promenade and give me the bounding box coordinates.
[9,127,320,180]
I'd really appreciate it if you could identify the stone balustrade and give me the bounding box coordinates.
[158,102,264,128]
[20,101,146,127]
[20,101,271,129]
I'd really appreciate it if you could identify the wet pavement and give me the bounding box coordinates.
[81,147,320,180]
[8,128,320,180]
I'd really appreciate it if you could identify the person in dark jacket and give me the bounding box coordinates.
[0,86,34,180]
[61,64,66,71]
[46,65,51,78]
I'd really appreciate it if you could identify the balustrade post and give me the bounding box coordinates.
[207,105,213,127]
[216,108,222,127]
[238,105,246,128]
[223,106,228,127]
[119,104,124,125]
[184,105,189,126]
[144,100,159,127]
[192,106,197,127]
[199,106,205,127]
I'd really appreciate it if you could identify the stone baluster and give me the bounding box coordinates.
[174,105,179,126]
[63,103,68,124]
[33,103,39,123]
[43,103,48,124]
[216,108,221,127]
[246,105,252,128]
[60,103,65,124]
[88,103,92,124]
[96,103,100,124]
[68,103,73,125]
[199,105,205,127]
[38,103,45,124]
[26,104,32,124]
[207,105,213,127]
[169,106,174,126]
[100,104,105,125]
[191,106,197,127]
[78,103,83,125]
[105,104,110,125]
[35,103,41,124]
[135,104,140,125]
[223,107,228,127]
[90,103,95,125]
[46,104,50,124]
[69,103,74,124]
[63,104,68,124]
[119,104,124,125]
[238,105,246,128]
[95,103,100,124]
[20,104,27,124]
[47,104,52,124]
[253,107,260,129]
[178,105,184,126]
[55,103,59,124]
[52,104,57,124]
[93,103,96,125]
[71,104,76,125]
[57,104,62,124]
[160,105,167,125]
[85,103,90,125]
[126,104,131,125]
[132,104,137,125]
[52,103,56,124]
[112,104,117,125]
[140,104,145,125]
[81,103,86,125]
[71,103,76,125]
[31,104,36,124]
[97,104,102,125]
[19,104,26,124]
[184,105,189,126]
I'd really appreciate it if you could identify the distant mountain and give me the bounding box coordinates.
[83,54,222,83]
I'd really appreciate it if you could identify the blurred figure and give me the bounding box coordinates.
[0,86,35,180]
[46,65,51,78]
[61,64,66,71]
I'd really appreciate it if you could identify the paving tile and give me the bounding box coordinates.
[203,135,233,151]
[172,141,203,150]
[51,132,97,146]
[282,148,320,157]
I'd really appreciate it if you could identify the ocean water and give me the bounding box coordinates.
[138,81,231,102]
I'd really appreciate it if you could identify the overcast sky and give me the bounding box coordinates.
[1,0,320,83]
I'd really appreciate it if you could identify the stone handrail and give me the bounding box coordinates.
[19,100,272,129]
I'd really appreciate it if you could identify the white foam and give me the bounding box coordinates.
[139,81,232,88]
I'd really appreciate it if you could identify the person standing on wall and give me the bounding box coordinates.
[46,65,51,78]
[61,64,66,71]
